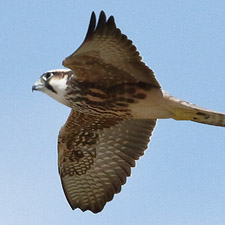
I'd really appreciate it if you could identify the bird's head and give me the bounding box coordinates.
[32,69,73,106]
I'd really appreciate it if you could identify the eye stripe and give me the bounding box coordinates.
[46,83,57,94]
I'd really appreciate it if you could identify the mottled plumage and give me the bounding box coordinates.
[32,11,225,213]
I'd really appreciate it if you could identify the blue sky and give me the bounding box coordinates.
[1,1,225,224]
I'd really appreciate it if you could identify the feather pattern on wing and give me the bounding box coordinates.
[58,110,156,213]
[63,11,160,87]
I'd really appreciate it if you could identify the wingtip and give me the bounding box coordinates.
[71,203,105,214]
[90,11,96,21]
[99,10,106,17]
[107,15,115,24]
[84,11,97,41]
[96,10,106,32]
[106,15,116,31]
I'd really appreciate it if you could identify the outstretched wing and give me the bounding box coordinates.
[63,11,160,87]
[58,110,156,213]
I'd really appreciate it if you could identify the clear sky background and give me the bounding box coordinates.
[1,1,225,225]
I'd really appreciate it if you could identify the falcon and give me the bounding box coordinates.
[32,11,225,213]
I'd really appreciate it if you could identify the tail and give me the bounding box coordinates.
[163,92,225,127]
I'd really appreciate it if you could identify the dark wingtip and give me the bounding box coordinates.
[95,11,107,32]
[84,11,117,41]
[99,10,106,20]
[84,11,96,41]
[106,15,116,32]
[107,15,115,25]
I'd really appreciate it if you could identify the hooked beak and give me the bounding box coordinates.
[32,79,44,92]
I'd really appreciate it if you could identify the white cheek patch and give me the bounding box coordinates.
[47,76,68,105]
[50,76,68,92]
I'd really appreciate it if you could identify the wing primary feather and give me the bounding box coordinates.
[106,15,116,35]
[107,15,115,26]
[95,11,107,33]
[106,15,116,30]
[60,178,76,210]
[84,11,96,41]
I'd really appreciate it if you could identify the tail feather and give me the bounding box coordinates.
[173,105,225,127]
[164,93,225,127]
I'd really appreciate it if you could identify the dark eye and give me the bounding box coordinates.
[43,72,53,81]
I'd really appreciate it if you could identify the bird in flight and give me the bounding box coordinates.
[32,11,225,213]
